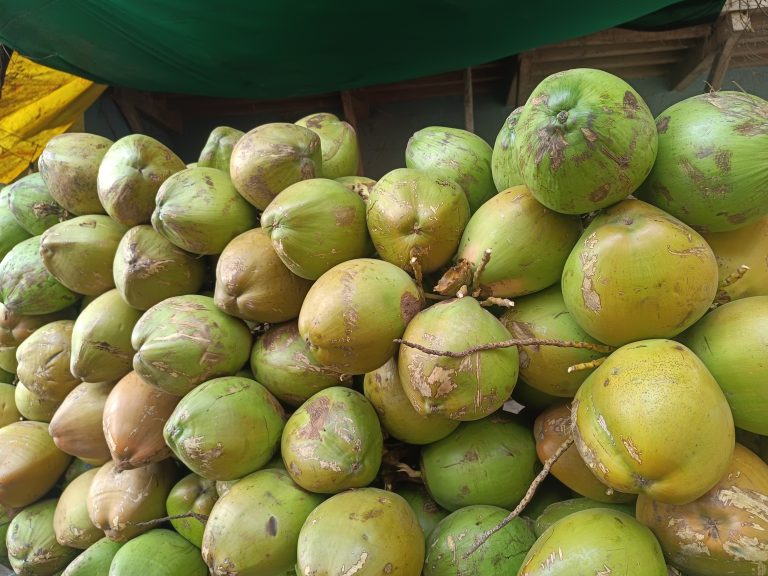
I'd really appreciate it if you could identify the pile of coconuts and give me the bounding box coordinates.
[0,70,766,576]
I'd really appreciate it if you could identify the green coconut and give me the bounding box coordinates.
[363,357,459,444]
[0,236,79,315]
[202,468,325,576]
[96,134,186,226]
[14,382,61,423]
[420,413,539,511]
[40,216,127,296]
[166,474,218,548]
[250,321,351,407]
[519,508,667,575]
[298,258,423,375]
[60,537,122,576]
[197,126,245,173]
[230,122,322,210]
[491,106,525,192]
[152,167,259,255]
[214,228,312,323]
[6,499,79,576]
[281,386,383,494]
[366,168,470,273]
[0,187,32,261]
[561,199,718,346]
[0,346,17,374]
[108,528,207,576]
[516,68,658,215]
[59,460,95,491]
[296,112,360,179]
[702,215,768,303]
[405,126,495,213]
[131,295,252,396]
[573,339,734,505]
[87,460,177,543]
[436,185,581,298]
[500,285,605,396]
[5,172,71,234]
[164,376,285,481]
[0,382,21,427]
[424,505,536,576]
[16,319,79,402]
[53,468,103,549]
[679,296,768,435]
[48,381,113,466]
[395,485,449,540]
[335,175,376,203]
[0,421,71,508]
[38,133,112,215]
[533,497,636,537]
[69,290,141,383]
[638,91,768,233]
[0,302,75,349]
[0,503,20,566]
[261,178,371,280]
[398,297,519,421]
[112,224,206,311]
[297,488,424,576]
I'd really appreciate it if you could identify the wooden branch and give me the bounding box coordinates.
[707,29,743,90]
[464,67,474,133]
[340,90,366,176]
[670,14,738,91]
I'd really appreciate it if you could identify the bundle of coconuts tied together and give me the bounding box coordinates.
[0,71,766,576]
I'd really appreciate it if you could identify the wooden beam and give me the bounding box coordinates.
[112,91,145,134]
[464,68,474,133]
[670,14,739,91]
[707,25,744,90]
[515,52,534,108]
[551,23,711,48]
[340,90,365,176]
[113,88,183,134]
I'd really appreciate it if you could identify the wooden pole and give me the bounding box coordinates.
[464,67,474,133]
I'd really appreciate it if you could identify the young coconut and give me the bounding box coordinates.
[679,296,768,435]
[0,236,79,315]
[561,199,718,346]
[102,371,180,470]
[197,126,245,173]
[515,68,658,215]
[97,133,186,226]
[436,185,581,298]
[87,459,177,542]
[336,175,376,203]
[112,224,206,311]
[0,504,19,567]
[250,321,351,407]
[0,383,21,427]
[53,468,103,549]
[0,301,75,349]
[0,187,31,261]
[40,215,128,296]
[108,529,207,575]
[281,387,382,494]
[230,122,322,210]
[0,421,72,508]
[49,381,113,465]
[0,346,17,374]
[405,126,495,213]
[491,106,525,192]
[638,91,768,233]
[261,178,371,280]
[366,168,470,273]
[298,258,423,375]
[5,172,71,234]
[420,413,539,511]
[296,112,360,179]
[14,381,61,423]
[131,295,252,396]
[16,319,80,402]
[6,499,79,576]
[395,485,449,540]
[533,497,636,537]
[70,289,142,383]
[424,505,536,576]
[152,166,260,256]
[163,376,285,481]
[636,443,768,575]
[60,537,122,576]
[572,339,735,505]
[518,509,667,575]
[398,297,519,421]
[202,468,325,576]
[214,228,313,324]
[166,473,218,548]
[296,488,424,576]
[38,133,112,215]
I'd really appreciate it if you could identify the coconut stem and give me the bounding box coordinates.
[396,462,422,479]
[394,338,615,358]
[424,292,452,301]
[479,296,514,308]
[567,356,606,373]
[462,436,574,559]
[409,249,425,293]
[136,512,210,529]
[712,264,750,309]
[470,248,492,294]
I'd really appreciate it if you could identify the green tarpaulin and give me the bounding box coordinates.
[0,1,721,100]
